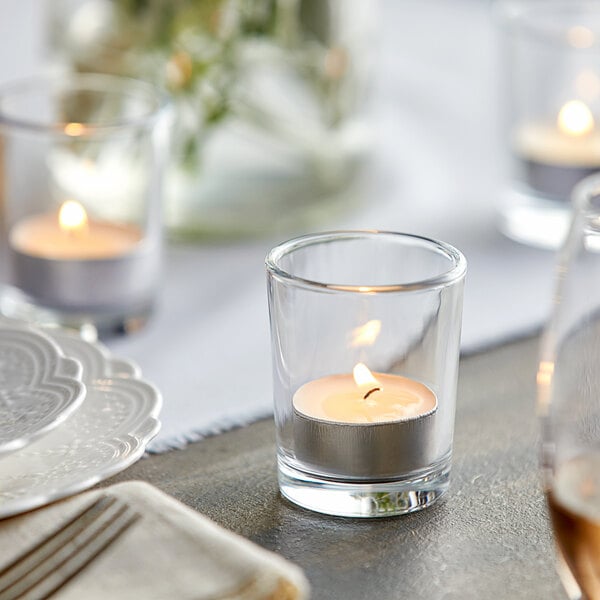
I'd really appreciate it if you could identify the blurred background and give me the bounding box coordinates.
[0,1,560,447]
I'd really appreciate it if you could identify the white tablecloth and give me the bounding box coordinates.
[1,1,557,451]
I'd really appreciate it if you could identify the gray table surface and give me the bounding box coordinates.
[101,334,565,600]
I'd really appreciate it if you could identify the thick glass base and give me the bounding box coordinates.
[0,286,153,340]
[278,459,450,518]
[497,188,571,250]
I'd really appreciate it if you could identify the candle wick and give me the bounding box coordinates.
[363,387,380,400]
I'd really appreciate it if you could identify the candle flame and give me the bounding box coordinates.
[350,319,382,347]
[558,100,595,136]
[59,200,88,235]
[64,122,86,137]
[353,363,379,388]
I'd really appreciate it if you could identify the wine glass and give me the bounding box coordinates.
[539,173,600,600]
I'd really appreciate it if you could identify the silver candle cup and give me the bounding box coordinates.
[293,404,439,479]
[9,242,160,314]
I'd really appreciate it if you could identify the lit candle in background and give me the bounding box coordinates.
[293,362,438,478]
[11,200,141,260]
[514,98,600,199]
[60,199,89,244]
[557,100,595,136]
[60,200,89,235]
[9,200,157,312]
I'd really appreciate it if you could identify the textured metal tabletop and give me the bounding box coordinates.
[103,334,564,599]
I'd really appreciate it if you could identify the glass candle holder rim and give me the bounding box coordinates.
[0,73,170,136]
[265,230,467,293]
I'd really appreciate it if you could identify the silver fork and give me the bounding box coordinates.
[0,495,140,600]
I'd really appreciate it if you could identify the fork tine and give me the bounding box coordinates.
[24,509,140,600]
[0,496,139,600]
[1,502,131,600]
[0,496,116,591]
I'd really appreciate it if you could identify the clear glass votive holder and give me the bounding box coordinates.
[0,74,170,335]
[497,1,600,249]
[266,231,466,518]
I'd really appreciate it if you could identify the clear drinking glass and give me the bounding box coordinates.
[266,231,466,518]
[0,74,170,335]
[539,174,600,599]
[497,1,600,249]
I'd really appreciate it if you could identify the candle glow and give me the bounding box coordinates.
[11,203,141,261]
[567,26,595,49]
[294,365,436,424]
[558,100,595,137]
[353,362,378,387]
[63,122,86,137]
[58,200,89,235]
[350,320,382,347]
[352,362,380,402]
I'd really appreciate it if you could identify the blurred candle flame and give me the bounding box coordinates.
[64,122,86,136]
[558,100,595,136]
[59,200,88,235]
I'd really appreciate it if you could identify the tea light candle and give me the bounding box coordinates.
[9,200,157,311]
[515,100,600,199]
[11,200,141,259]
[293,363,438,479]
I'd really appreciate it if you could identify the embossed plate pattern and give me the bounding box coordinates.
[0,326,161,519]
[0,327,85,455]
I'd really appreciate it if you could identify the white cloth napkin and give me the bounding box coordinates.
[0,481,309,599]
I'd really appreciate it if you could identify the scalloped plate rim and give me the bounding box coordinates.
[0,414,161,519]
[0,321,162,519]
[0,327,86,455]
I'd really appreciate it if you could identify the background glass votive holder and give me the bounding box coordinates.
[266,231,466,518]
[0,74,169,336]
[497,1,600,249]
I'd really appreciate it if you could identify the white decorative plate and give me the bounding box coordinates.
[0,325,162,519]
[49,330,142,380]
[0,327,85,456]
